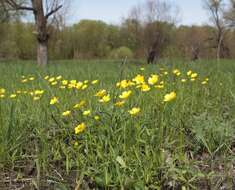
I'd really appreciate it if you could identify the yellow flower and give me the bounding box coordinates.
[92,80,99,84]
[115,101,125,107]
[50,97,59,105]
[74,141,79,146]
[59,86,66,89]
[0,94,5,98]
[191,73,198,78]
[76,82,83,90]
[164,92,176,102]
[33,96,40,101]
[81,84,88,90]
[74,100,86,109]
[148,74,159,85]
[155,85,164,89]
[133,74,145,85]
[84,80,89,84]
[21,79,28,83]
[0,88,6,94]
[29,77,35,81]
[191,78,196,82]
[140,67,145,71]
[181,79,187,83]
[34,90,44,95]
[128,107,141,116]
[141,84,151,92]
[70,80,77,84]
[164,71,168,75]
[10,94,17,98]
[173,69,180,74]
[95,89,107,97]
[62,110,71,116]
[94,115,100,120]
[119,90,132,99]
[62,80,68,85]
[202,81,208,85]
[74,123,86,134]
[83,110,91,116]
[99,94,110,103]
[120,80,129,88]
[56,76,62,80]
[49,77,55,82]
[44,76,49,80]
[51,81,58,86]
[187,70,192,76]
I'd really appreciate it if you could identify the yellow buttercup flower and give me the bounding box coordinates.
[148,74,159,85]
[115,101,125,107]
[0,88,6,94]
[141,84,151,92]
[191,73,198,78]
[59,86,66,89]
[33,96,41,101]
[49,77,55,82]
[99,94,110,103]
[34,90,44,95]
[76,82,83,89]
[140,67,145,71]
[164,92,176,102]
[92,80,99,84]
[83,110,91,116]
[119,90,132,99]
[155,85,164,89]
[74,100,86,109]
[128,107,141,116]
[21,79,28,83]
[0,94,5,98]
[202,81,208,85]
[51,81,58,86]
[29,77,35,81]
[56,76,62,80]
[62,80,68,85]
[81,84,88,90]
[70,80,77,84]
[75,123,86,134]
[187,70,192,76]
[50,97,59,105]
[44,76,49,80]
[133,74,145,85]
[94,116,100,120]
[181,79,187,83]
[95,89,107,97]
[62,110,71,116]
[10,94,17,98]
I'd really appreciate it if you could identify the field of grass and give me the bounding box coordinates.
[0,59,234,190]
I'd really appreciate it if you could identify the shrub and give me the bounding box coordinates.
[109,46,133,59]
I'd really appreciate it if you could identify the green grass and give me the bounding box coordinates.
[0,59,234,190]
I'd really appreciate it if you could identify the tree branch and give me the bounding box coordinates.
[45,5,62,19]
[5,0,35,11]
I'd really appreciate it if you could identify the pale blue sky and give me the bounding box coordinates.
[69,0,209,26]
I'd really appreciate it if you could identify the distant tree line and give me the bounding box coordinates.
[0,0,235,62]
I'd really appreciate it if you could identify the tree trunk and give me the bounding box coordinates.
[37,41,48,66]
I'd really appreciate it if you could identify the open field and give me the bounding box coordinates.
[0,60,235,189]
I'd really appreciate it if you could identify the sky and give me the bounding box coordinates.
[69,0,210,26]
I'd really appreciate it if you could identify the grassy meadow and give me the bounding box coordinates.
[0,59,234,189]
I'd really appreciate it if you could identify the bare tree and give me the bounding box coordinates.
[204,0,227,60]
[224,0,235,28]
[144,0,179,63]
[0,0,67,65]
